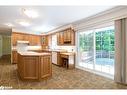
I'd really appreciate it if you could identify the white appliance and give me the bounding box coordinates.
[52,51,57,65]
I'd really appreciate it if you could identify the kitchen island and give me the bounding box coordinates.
[17,51,52,81]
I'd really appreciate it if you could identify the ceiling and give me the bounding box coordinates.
[0,6,115,35]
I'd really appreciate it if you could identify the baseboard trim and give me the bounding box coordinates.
[75,65,114,80]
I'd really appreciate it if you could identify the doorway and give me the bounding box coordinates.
[0,28,12,64]
[78,26,115,77]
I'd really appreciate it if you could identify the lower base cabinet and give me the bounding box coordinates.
[41,56,52,78]
[18,54,52,81]
[12,51,18,63]
[60,53,75,69]
[24,57,39,79]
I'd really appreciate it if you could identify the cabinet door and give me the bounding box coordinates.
[41,36,48,46]
[63,29,71,43]
[71,29,75,45]
[33,36,38,45]
[36,36,41,45]
[41,56,52,78]
[22,34,29,41]
[41,36,45,45]
[12,33,19,46]
[28,35,33,45]
[57,32,63,45]
[67,29,71,42]
[57,33,60,45]
[12,34,16,46]
[23,57,39,79]
[12,51,18,63]
[60,32,64,44]
[30,35,36,45]
[17,34,23,41]
[63,30,67,42]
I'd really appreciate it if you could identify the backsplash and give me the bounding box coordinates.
[53,46,76,52]
[17,43,28,52]
[50,34,76,52]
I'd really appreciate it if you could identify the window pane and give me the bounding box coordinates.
[78,26,114,76]
[79,31,94,69]
[95,26,114,74]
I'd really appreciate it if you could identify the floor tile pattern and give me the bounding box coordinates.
[0,56,127,89]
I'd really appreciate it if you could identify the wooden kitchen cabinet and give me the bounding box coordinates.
[12,32,41,46]
[57,28,75,45]
[22,34,29,41]
[63,29,71,43]
[23,56,39,79]
[60,53,75,69]
[12,51,18,63]
[30,35,39,45]
[40,55,52,78]
[57,32,64,45]
[12,33,20,46]
[41,36,48,46]
[17,53,52,81]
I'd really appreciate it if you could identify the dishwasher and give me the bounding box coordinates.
[52,51,57,65]
[52,51,61,66]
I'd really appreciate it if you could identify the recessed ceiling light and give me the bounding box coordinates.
[18,20,30,26]
[22,8,39,18]
[5,23,14,27]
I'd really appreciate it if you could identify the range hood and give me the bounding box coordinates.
[17,40,29,44]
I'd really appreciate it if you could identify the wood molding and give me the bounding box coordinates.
[12,32,42,36]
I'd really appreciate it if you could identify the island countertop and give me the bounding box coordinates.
[17,51,52,81]
[18,51,51,56]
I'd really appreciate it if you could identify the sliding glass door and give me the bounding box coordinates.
[78,26,114,75]
[95,27,114,75]
[79,31,94,69]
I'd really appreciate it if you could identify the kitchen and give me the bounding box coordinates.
[1,6,127,89]
[12,27,76,81]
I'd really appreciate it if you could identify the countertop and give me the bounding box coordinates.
[28,49,67,52]
[18,51,51,56]
[42,49,67,52]
[60,52,75,56]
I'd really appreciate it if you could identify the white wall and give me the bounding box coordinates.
[73,6,127,67]
[73,6,127,32]
[48,6,127,67]
[50,34,76,52]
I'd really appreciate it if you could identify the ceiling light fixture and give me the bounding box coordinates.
[18,20,30,26]
[22,8,39,18]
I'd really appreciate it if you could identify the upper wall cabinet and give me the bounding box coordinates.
[41,35,48,46]
[12,32,41,46]
[57,32,64,45]
[57,28,75,45]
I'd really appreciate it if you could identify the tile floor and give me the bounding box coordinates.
[0,56,127,89]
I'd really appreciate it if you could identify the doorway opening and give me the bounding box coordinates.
[0,28,12,64]
[78,26,114,77]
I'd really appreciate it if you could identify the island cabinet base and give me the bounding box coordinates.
[18,53,52,81]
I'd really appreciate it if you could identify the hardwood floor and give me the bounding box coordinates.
[0,56,127,89]
[0,54,11,64]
